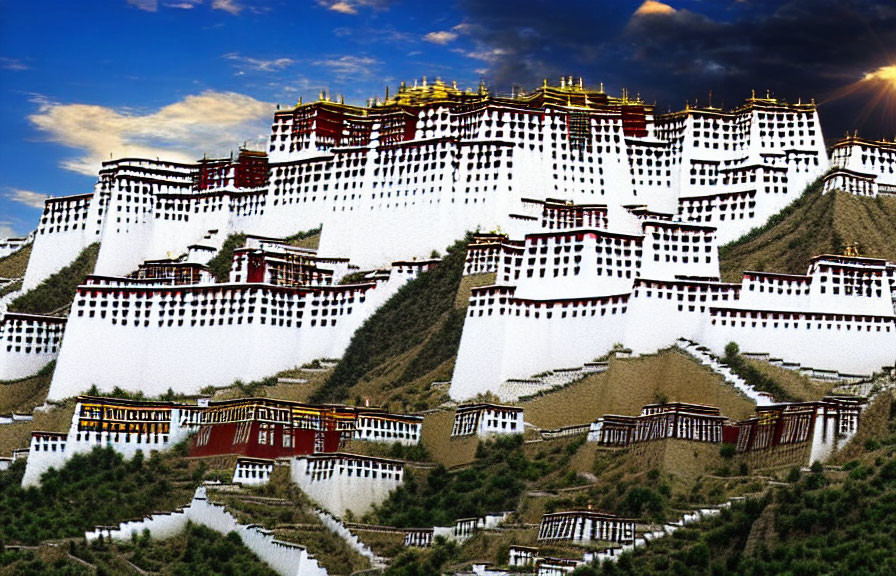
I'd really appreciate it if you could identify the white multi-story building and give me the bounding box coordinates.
[21,80,826,294]
[449,200,896,400]
[0,232,33,259]
[41,236,427,400]
[353,410,423,446]
[290,453,405,517]
[537,510,636,545]
[823,135,896,197]
[450,403,524,438]
[0,313,66,380]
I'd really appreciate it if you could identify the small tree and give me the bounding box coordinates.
[724,342,740,363]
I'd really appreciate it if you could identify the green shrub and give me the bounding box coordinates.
[206,234,247,282]
[9,243,99,314]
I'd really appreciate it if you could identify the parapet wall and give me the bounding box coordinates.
[87,486,328,576]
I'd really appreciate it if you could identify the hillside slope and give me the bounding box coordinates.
[719,181,896,281]
[311,237,471,409]
[0,243,31,279]
[8,243,99,315]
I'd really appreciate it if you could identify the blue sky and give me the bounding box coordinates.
[1,0,894,237]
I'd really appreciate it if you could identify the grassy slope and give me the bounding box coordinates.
[719,181,896,282]
[8,243,99,315]
[0,243,32,279]
[311,237,470,408]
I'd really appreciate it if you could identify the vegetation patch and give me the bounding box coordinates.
[313,236,470,405]
[0,243,32,279]
[283,225,321,249]
[8,243,99,315]
[0,446,201,544]
[368,435,581,528]
[0,522,279,576]
[206,233,247,282]
[723,343,795,402]
[719,180,896,282]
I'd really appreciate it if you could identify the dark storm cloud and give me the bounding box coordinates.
[456,0,896,140]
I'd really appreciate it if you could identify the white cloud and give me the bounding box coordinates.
[165,1,203,8]
[318,55,380,79]
[212,0,242,14]
[127,0,159,11]
[424,31,458,45]
[328,1,357,14]
[7,188,50,209]
[224,53,294,72]
[454,47,507,63]
[317,1,385,15]
[28,91,274,176]
[0,57,28,71]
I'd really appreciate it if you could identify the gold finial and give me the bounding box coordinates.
[599,82,604,93]
[543,78,548,88]
[843,242,860,257]
[751,89,755,99]
[560,76,565,88]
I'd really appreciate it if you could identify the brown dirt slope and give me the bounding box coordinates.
[522,348,757,429]
[719,186,896,282]
[0,243,31,279]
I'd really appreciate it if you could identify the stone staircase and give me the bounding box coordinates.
[676,339,773,405]
[496,361,610,401]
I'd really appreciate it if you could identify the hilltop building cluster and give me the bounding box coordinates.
[823,135,896,197]
[21,79,828,294]
[3,77,893,400]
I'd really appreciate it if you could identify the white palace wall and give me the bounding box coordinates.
[47,277,400,400]
[23,192,102,291]
[451,289,629,399]
[0,313,65,380]
[290,454,404,517]
[703,309,895,376]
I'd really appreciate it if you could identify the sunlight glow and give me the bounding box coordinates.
[863,65,896,90]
